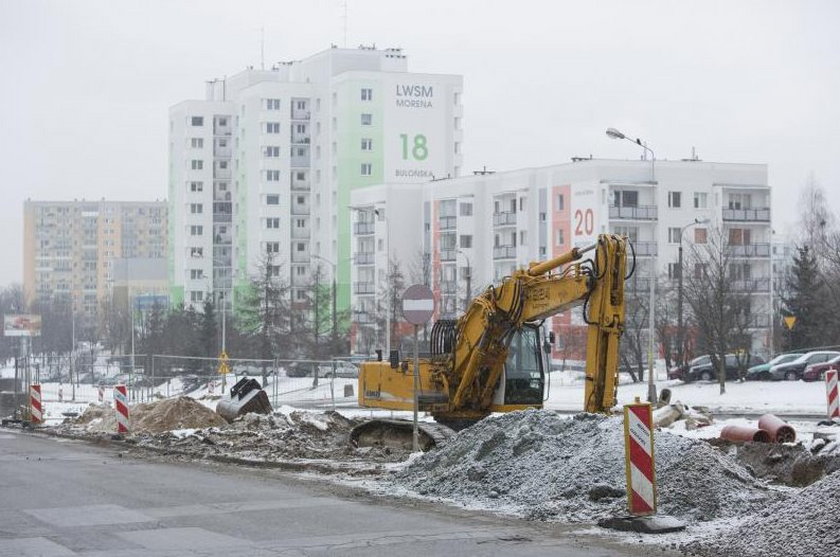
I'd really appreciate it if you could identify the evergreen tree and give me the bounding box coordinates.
[199,298,218,375]
[782,246,829,350]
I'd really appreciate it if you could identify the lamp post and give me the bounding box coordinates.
[606,127,657,403]
[456,249,472,312]
[677,218,710,367]
[311,254,338,354]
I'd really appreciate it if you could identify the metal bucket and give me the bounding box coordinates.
[216,378,273,422]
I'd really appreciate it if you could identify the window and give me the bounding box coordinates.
[460,235,473,248]
[218,139,227,147]
[191,116,203,126]
[728,193,752,210]
[694,263,708,279]
[361,88,373,101]
[190,291,203,302]
[266,194,279,205]
[695,228,708,244]
[729,228,751,245]
[296,195,305,205]
[190,269,204,280]
[556,194,565,211]
[555,229,565,246]
[266,218,280,229]
[613,190,638,207]
[361,138,373,151]
[265,98,280,110]
[189,181,203,192]
[668,263,681,279]
[190,247,203,258]
[361,113,372,126]
[190,225,203,236]
[614,226,639,243]
[361,163,372,176]
[218,117,227,126]
[264,146,280,157]
[296,171,305,181]
[668,191,682,208]
[190,203,203,214]
[296,242,305,252]
[265,242,279,253]
[265,122,280,134]
[295,147,305,156]
[459,203,473,216]
[668,227,681,243]
[190,138,203,148]
[694,192,708,209]
[519,230,527,246]
[266,170,280,181]
[268,265,281,277]
[296,100,306,110]
[190,160,203,170]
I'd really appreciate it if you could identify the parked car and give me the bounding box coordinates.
[802,355,840,382]
[746,352,804,381]
[668,356,707,381]
[685,354,765,382]
[318,361,359,378]
[769,351,840,381]
[286,362,318,378]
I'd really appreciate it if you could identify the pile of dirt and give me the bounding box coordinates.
[138,410,409,465]
[393,409,781,523]
[65,397,227,434]
[687,469,840,557]
[710,439,840,487]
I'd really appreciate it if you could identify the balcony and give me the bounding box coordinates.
[291,107,310,120]
[213,146,232,158]
[353,282,376,295]
[723,207,770,222]
[440,249,457,262]
[354,222,375,235]
[291,203,310,216]
[213,167,231,180]
[213,233,232,246]
[732,278,770,292]
[214,190,232,202]
[439,216,456,230]
[727,243,770,258]
[609,205,657,220]
[291,174,310,191]
[632,241,658,257]
[290,274,308,287]
[290,150,311,168]
[493,245,516,260]
[291,131,310,144]
[291,249,310,263]
[354,252,375,265]
[492,212,517,226]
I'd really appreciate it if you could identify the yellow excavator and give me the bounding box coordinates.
[352,234,629,448]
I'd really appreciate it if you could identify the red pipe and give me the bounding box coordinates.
[758,414,796,443]
[720,425,771,443]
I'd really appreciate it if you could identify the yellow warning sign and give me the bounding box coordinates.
[783,316,797,330]
[217,351,230,375]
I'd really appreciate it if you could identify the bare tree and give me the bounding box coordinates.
[682,228,754,394]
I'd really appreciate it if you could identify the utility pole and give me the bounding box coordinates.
[70,302,76,402]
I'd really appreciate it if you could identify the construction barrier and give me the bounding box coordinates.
[827,370,840,420]
[114,384,129,433]
[623,398,657,516]
[29,384,43,425]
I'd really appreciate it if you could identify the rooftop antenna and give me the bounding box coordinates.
[260,27,265,70]
[342,0,348,47]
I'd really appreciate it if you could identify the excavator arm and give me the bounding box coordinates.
[441,234,628,415]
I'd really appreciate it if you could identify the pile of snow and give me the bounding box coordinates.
[393,409,780,522]
[688,469,840,557]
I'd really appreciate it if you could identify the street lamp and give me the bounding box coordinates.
[311,254,338,354]
[456,249,472,312]
[607,127,657,403]
[677,217,710,367]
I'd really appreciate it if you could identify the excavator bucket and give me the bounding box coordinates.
[215,378,273,422]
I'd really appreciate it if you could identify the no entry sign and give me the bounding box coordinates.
[402,284,435,325]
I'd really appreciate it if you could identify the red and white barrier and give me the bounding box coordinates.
[827,369,840,420]
[623,399,657,516]
[30,384,43,425]
[114,384,129,433]
[98,385,104,404]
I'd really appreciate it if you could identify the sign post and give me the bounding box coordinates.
[401,284,435,452]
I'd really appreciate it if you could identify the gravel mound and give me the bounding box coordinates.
[688,469,840,557]
[67,397,226,433]
[394,409,780,522]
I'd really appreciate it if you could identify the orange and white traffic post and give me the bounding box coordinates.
[29,383,43,425]
[114,384,129,433]
[827,369,840,420]
[623,397,657,516]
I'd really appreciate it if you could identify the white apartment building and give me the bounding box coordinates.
[169,46,463,311]
[349,158,773,356]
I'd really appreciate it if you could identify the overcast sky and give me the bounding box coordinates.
[1,0,838,286]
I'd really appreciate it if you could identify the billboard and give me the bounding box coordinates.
[3,314,42,337]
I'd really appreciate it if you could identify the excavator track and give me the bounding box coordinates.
[349,419,457,452]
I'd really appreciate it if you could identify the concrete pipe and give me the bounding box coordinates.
[758,414,796,443]
[720,425,771,443]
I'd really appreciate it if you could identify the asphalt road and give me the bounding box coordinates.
[0,429,672,557]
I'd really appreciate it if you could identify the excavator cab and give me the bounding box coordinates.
[499,324,545,405]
